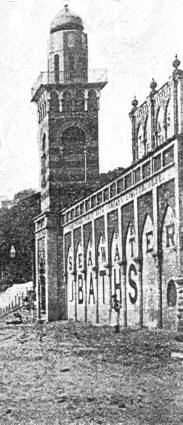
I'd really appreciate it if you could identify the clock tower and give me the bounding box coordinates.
[32,5,107,321]
[31,4,107,212]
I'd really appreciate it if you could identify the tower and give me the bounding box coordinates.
[33,5,107,321]
[31,4,107,212]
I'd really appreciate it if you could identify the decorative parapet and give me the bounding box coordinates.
[31,69,108,101]
[62,139,175,227]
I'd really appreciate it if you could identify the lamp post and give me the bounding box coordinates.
[10,244,16,259]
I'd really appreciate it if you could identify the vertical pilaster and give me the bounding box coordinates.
[120,260,127,327]
[104,210,111,323]
[129,97,138,162]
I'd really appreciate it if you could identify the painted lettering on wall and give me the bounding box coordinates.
[113,267,121,302]
[88,272,95,304]
[88,250,92,266]
[166,223,175,247]
[129,237,135,257]
[114,244,120,262]
[78,275,83,304]
[146,231,153,253]
[69,280,74,302]
[128,263,138,304]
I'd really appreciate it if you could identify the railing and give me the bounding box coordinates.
[31,69,108,99]
[62,140,175,226]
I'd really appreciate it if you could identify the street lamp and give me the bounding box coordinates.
[10,245,16,259]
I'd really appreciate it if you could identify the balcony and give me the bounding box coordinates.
[31,69,108,100]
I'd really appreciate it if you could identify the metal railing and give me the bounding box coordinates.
[31,69,107,99]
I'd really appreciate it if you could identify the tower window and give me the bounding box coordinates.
[69,52,75,72]
[54,54,59,83]
[63,90,72,114]
[167,280,177,307]
[75,90,84,112]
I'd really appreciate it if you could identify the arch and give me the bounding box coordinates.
[86,239,96,323]
[62,126,85,181]
[137,123,145,159]
[62,90,72,114]
[140,213,153,256]
[161,205,176,252]
[155,106,165,146]
[75,89,84,112]
[167,279,177,307]
[54,54,59,83]
[111,231,121,302]
[97,236,110,323]
[164,98,173,140]
[161,205,177,330]
[141,214,158,328]
[125,221,136,260]
[160,204,175,248]
[88,89,97,112]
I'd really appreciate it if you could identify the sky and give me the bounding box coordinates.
[0,0,183,199]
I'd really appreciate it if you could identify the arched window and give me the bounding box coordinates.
[165,99,173,140]
[75,90,84,112]
[88,90,97,112]
[69,52,75,72]
[62,90,72,114]
[54,54,59,83]
[137,123,144,159]
[167,280,177,307]
[155,107,165,146]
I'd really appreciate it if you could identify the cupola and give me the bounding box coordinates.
[50,4,84,34]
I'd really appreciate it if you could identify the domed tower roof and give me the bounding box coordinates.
[50,4,84,34]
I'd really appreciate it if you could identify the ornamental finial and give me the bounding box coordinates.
[131,96,138,108]
[150,78,157,92]
[172,54,181,69]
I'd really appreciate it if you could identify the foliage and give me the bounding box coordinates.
[0,189,40,288]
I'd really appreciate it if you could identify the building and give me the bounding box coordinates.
[33,5,183,331]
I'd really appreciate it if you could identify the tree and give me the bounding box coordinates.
[0,189,40,289]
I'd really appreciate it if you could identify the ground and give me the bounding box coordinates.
[0,319,183,425]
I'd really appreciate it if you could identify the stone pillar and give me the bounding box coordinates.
[175,277,183,332]
[153,250,163,328]
[92,266,99,323]
[105,264,112,323]
[84,89,88,111]
[120,260,127,327]
[134,257,143,327]
[149,79,157,149]
[129,97,138,162]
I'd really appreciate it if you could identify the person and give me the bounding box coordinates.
[111,294,121,333]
